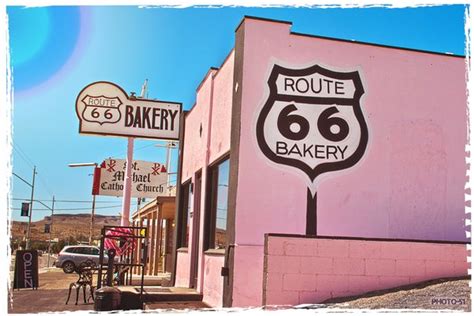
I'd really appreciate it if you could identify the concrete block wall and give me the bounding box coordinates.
[263,234,470,306]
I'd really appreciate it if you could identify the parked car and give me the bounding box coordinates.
[54,245,116,273]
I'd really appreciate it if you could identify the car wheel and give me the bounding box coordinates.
[62,261,75,274]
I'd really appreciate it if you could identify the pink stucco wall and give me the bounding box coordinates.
[176,52,234,305]
[181,70,214,183]
[181,51,234,181]
[202,254,225,307]
[175,251,190,288]
[210,51,234,163]
[231,18,468,307]
[263,235,470,306]
[232,245,264,306]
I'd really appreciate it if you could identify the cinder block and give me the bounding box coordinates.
[410,243,445,261]
[348,275,380,293]
[265,290,299,306]
[379,276,410,289]
[333,257,365,275]
[379,242,411,260]
[300,257,333,274]
[395,259,425,277]
[267,238,286,256]
[265,272,283,292]
[348,241,381,258]
[316,274,349,293]
[317,239,349,258]
[409,275,430,284]
[331,289,362,300]
[285,241,316,257]
[299,291,332,304]
[365,258,396,276]
[453,260,470,276]
[267,255,300,273]
[283,273,316,291]
[425,260,455,279]
[445,244,470,261]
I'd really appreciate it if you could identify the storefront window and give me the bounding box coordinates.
[207,158,230,250]
[179,181,192,248]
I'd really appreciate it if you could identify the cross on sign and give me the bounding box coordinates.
[151,163,161,175]
[107,160,116,172]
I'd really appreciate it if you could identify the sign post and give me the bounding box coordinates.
[25,166,36,250]
[122,137,134,226]
[256,63,369,235]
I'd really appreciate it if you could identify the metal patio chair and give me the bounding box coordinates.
[65,259,97,305]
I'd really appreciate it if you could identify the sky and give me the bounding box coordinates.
[6,4,468,222]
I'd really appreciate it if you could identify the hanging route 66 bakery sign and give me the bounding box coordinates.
[256,63,369,187]
[76,81,181,140]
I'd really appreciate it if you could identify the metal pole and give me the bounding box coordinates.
[47,196,55,268]
[25,166,36,250]
[121,80,147,226]
[165,143,172,195]
[89,193,96,245]
[121,137,134,226]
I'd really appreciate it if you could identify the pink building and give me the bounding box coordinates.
[171,16,470,308]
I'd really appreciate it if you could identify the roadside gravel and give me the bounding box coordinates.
[326,277,471,311]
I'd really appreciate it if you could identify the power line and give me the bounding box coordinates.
[11,197,130,204]
[106,142,160,159]
[37,174,54,197]
[12,143,35,169]
[12,142,55,196]
[12,204,123,211]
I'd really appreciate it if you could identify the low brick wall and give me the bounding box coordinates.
[263,234,470,306]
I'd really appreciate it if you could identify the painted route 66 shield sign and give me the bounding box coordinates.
[81,95,122,125]
[256,63,369,185]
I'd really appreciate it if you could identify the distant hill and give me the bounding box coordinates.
[10,213,121,243]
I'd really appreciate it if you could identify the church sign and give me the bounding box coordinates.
[93,159,170,198]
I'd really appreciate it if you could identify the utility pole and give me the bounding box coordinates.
[155,141,177,196]
[89,193,96,245]
[68,162,98,245]
[47,196,55,268]
[137,197,142,212]
[25,166,36,250]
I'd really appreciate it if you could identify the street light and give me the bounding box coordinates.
[68,162,98,245]
[68,162,98,168]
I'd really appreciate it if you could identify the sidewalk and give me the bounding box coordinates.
[8,270,208,313]
[8,270,94,313]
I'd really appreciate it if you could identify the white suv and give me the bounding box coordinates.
[54,245,113,273]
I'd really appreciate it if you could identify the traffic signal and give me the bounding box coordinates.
[21,203,29,217]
